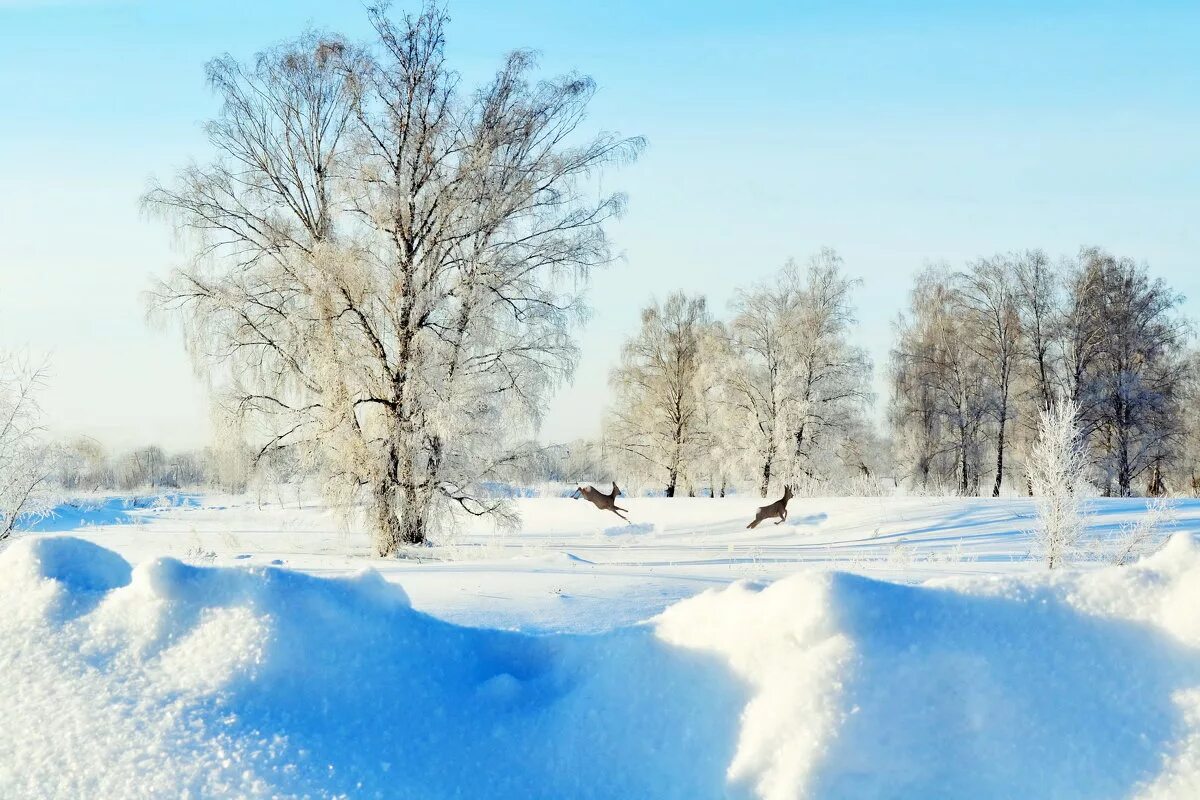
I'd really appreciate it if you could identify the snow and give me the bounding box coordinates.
[3,495,1200,798]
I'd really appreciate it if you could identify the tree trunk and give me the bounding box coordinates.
[760,457,772,498]
[992,406,1007,498]
[959,429,969,495]
[1148,460,1165,496]
[372,481,403,556]
[389,431,428,551]
[1117,432,1132,497]
[371,431,407,555]
[397,474,427,547]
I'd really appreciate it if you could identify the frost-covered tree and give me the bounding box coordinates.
[724,250,870,496]
[956,256,1021,497]
[1013,250,1059,418]
[1009,250,1063,493]
[519,437,611,485]
[147,4,641,552]
[607,293,712,497]
[787,250,872,484]
[1177,350,1200,496]
[0,354,52,540]
[114,445,169,490]
[1076,249,1189,496]
[1057,256,1107,424]
[890,266,988,493]
[691,321,739,497]
[51,437,111,492]
[724,270,802,496]
[1027,400,1089,569]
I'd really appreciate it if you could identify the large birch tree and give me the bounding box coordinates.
[147,4,641,552]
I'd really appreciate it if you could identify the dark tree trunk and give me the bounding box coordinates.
[959,430,970,495]
[992,405,1007,498]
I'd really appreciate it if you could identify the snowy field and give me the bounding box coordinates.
[4,494,1200,798]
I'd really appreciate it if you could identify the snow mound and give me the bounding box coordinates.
[3,534,1200,799]
[659,534,1200,799]
[0,537,743,799]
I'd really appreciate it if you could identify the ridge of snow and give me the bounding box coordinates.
[3,534,1200,798]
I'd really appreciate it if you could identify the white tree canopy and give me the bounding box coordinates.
[146,4,642,551]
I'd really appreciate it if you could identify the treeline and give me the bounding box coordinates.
[891,247,1195,497]
[601,249,879,497]
[591,246,1198,499]
[46,438,307,495]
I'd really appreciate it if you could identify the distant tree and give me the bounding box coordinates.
[1177,350,1200,496]
[51,437,107,491]
[786,250,872,484]
[1071,249,1189,495]
[724,250,870,496]
[1057,257,1108,431]
[724,268,801,497]
[888,298,946,490]
[956,256,1021,496]
[251,445,306,508]
[114,445,168,490]
[691,321,738,497]
[146,4,641,551]
[1012,249,1059,418]
[890,266,988,493]
[607,293,712,497]
[562,439,613,484]
[167,450,209,488]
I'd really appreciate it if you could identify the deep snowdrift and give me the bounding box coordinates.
[2,535,1199,799]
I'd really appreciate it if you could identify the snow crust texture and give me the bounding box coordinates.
[3,534,1200,799]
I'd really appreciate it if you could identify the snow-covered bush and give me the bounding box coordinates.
[0,354,52,540]
[1027,400,1090,569]
[1109,497,1175,566]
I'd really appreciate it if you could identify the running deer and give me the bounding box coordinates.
[746,486,793,528]
[572,482,630,522]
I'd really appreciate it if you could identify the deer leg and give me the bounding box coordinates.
[776,509,788,525]
[611,507,630,522]
[571,488,581,499]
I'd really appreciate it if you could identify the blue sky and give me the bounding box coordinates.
[2,0,1198,448]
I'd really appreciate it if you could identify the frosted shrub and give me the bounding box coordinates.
[1109,497,1175,566]
[1027,401,1090,569]
[0,354,53,541]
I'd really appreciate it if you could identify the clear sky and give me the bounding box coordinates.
[2,0,1198,450]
